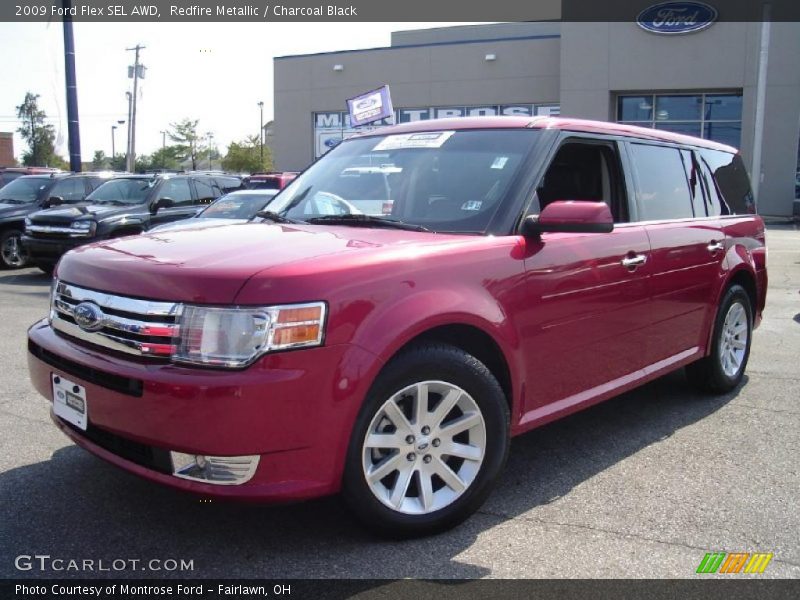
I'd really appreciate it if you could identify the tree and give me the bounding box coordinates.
[16,92,58,167]
[221,135,273,174]
[91,150,109,170]
[149,145,182,171]
[109,154,127,172]
[168,118,201,170]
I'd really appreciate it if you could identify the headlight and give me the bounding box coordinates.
[173,302,326,368]
[70,221,96,235]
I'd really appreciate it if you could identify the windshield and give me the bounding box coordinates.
[266,129,538,233]
[199,192,276,219]
[86,178,155,204]
[0,177,51,204]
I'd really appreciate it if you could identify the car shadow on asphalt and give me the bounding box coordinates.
[0,369,740,580]
[0,269,51,286]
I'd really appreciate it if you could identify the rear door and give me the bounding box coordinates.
[626,142,726,366]
[519,135,654,419]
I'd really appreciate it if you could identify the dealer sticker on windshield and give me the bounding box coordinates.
[372,131,455,151]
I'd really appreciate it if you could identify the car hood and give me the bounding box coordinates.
[56,222,472,304]
[148,218,246,233]
[0,203,36,220]
[29,204,137,222]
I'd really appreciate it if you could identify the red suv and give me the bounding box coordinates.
[245,171,298,191]
[27,117,766,537]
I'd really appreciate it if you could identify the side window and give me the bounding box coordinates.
[698,149,755,214]
[536,139,628,222]
[87,177,108,192]
[680,149,706,217]
[193,178,220,205]
[629,143,693,221]
[157,178,193,207]
[214,176,243,194]
[49,178,86,202]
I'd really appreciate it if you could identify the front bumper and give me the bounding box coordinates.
[21,235,87,263]
[28,319,381,501]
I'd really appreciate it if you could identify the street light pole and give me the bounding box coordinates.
[257,101,264,164]
[111,125,117,158]
[160,130,166,150]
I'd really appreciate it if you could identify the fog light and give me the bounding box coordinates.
[170,451,259,485]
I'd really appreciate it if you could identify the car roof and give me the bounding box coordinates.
[351,116,738,153]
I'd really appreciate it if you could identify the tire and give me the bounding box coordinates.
[342,343,510,538]
[686,284,753,394]
[0,229,29,269]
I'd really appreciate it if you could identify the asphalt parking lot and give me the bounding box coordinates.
[0,224,798,580]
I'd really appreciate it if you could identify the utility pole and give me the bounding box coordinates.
[126,44,145,172]
[258,101,264,163]
[63,0,82,172]
[111,125,117,158]
[125,92,132,170]
[160,130,166,150]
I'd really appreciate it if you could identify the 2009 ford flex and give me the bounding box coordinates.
[27,117,766,537]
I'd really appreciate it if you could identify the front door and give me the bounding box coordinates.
[518,137,654,423]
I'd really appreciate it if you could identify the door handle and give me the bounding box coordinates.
[621,254,647,269]
[707,240,724,253]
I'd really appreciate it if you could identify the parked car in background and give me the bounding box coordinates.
[0,172,114,269]
[22,172,243,274]
[148,189,277,233]
[244,171,298,191]
[0,167,61,189]
[28,117,766,537]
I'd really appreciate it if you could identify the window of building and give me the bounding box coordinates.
[629,143,694,221]
[617,93,743,148]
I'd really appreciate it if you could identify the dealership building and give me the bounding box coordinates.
[273,18,800,216]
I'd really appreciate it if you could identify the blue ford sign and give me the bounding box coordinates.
[637,1,718,35]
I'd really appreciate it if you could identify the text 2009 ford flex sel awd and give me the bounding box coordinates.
[28,117,766,537]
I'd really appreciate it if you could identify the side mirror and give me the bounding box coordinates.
[151,197,174,213]
[44,196,64,208]
[522,201,614,237]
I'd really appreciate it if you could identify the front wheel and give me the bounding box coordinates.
[686,284,753,393]
[342,343,510,538]
[0,229,29,269]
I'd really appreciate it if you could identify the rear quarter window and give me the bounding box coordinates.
[698,149,755,215]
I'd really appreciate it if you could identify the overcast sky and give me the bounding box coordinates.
[0,21,485,164]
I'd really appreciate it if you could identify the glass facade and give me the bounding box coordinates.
[617,93,743,149]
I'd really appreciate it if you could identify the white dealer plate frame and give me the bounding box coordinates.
[52,373,88,431]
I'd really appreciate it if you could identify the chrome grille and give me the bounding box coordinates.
[51,281,182,358]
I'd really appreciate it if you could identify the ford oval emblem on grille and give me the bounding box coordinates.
[73,302,105,332]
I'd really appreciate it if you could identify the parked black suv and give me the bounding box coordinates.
[0,172,113,269]
[23,173,243,273]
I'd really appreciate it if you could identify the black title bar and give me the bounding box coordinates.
[3,0,800,22]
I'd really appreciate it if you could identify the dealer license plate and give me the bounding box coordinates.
[52,374,87,431]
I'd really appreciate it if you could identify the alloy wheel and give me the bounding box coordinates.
[719,301,748,378]
[1,232,28,268]
[361,380,486,515]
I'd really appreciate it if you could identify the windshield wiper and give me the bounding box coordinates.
[306,214,430,232]
[254,210,303,224]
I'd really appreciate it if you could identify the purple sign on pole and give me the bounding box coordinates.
[347,85,394,127]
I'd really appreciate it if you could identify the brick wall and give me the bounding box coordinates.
[0,133,14,167]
